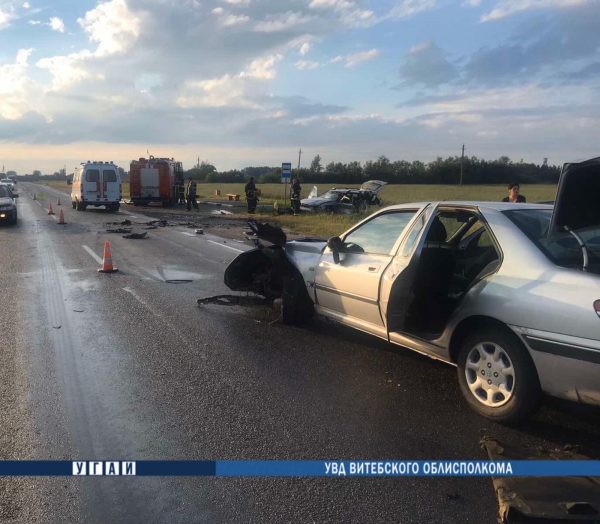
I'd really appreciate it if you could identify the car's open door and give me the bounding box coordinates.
[314,209,422,337]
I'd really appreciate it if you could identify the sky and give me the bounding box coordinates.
[0,0,599,174]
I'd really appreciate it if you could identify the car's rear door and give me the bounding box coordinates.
[314,209,420,334]
[102,167,119,202]
[83,168,100,202]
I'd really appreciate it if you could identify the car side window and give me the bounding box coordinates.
[342,211,416,255]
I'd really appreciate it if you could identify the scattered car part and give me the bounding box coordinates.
[122,232,148,239]
[482,437,600,523]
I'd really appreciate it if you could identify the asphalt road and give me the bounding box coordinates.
[1,183,599,523]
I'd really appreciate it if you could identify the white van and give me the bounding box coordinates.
[71,161,122,212]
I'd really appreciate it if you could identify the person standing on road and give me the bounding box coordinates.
[502,182,526,203]
[245,177,258,214]
[185,178,198,210]
[290,177,302,215]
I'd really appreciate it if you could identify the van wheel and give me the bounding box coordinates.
[109,204,119,212]
[457,326,541,425]
[76,200,84,211]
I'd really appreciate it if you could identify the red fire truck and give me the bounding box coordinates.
[129,156,184,206]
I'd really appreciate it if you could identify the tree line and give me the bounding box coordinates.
[185,155,561,185]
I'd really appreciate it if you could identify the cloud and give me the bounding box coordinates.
[221,0,250,4]
[0,6,15,28]
[23,1,30,8]
[0,49,36,119]
[299,42,311,55]
[388,0,437,19]
[481,0,589,21]
[466,3,600,84]
[49,16,65,33]
[177,53,282,108]
[295,59,320,70]
[343,48,381,67]
[399,41,458,87]
[28,19,41,25]
[78,0,141,57]
[222,13,250,26]
[308,0,375,27]
[254,11,312,32]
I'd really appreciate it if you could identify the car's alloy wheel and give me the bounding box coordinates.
[457,326,541,424]
[464,342,515,407]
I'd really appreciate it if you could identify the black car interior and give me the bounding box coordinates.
[390,210,500,339]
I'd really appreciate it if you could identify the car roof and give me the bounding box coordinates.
[381,201,553,212]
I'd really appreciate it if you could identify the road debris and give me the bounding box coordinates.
[195,229,204,234]
[197,294,272,307]
[482,437,600,523]
[122,232,148,239]
[106,228,132,234]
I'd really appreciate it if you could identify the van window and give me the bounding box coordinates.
[103,170,117,182]
[86,169,100,182]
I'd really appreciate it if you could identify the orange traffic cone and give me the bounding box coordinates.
[57,198,61,206]
[48,202,55,215]
[58,209,66,225]
[98,241,118,273]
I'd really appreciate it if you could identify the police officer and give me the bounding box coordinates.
[185,178,198,210]
[290,177,301,215]
[245,177,258,213]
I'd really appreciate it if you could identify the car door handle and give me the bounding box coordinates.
[368,266,379,272]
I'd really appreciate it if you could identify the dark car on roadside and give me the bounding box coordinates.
[300,180,387,214]
[0,184,18,225]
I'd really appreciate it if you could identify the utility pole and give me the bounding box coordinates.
[460,144,465,185]
[297,148,302,171]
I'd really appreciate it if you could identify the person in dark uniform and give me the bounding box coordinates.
[290,177,301,215]
[185,178,198,210]
[245,177,258,213]
[502,182,526,203]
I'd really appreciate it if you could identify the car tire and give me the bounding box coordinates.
[76,199,84,211]
[456,326,541,425]
[72,201,77,210]
[8,213,17,225]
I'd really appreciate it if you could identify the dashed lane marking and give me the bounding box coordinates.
[206,239,243,253]
[82,245,103,265]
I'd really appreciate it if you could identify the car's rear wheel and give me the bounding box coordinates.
[457,326,541,424]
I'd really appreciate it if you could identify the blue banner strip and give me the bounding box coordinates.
[0,460,599,477]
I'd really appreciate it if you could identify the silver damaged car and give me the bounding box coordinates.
[224,158,600,423]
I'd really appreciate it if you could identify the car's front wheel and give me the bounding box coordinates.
[457,326,541,424]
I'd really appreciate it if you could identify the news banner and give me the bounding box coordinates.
[0,460,598,477]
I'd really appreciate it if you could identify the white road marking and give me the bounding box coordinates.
[206,239,243,253]
[180,231,196,237]
[82,245,103,265]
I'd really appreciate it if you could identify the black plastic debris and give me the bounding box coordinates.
[106,228,132,234]
[122,232,148,239]
[197,294,272,307]
[482,437,600,523]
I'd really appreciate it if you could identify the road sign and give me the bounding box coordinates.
[281,162,292,184]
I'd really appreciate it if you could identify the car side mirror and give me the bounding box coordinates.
[12,193,19,198]
[327,236,343,264]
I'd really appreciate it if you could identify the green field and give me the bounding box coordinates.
[33,180,558,237]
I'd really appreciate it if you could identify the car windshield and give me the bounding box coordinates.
[504,209,600,271]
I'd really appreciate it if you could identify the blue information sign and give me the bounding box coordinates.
[281,162,292,183]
